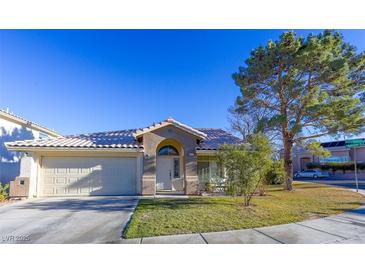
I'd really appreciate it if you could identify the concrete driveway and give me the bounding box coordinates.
[0,197,138,244]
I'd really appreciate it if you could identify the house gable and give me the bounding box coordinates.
[133,117,207,140]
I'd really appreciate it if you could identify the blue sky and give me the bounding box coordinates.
[1,30,365,138]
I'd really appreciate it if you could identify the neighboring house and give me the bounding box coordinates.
[292,139,365,175]
[5,117,242,198]
[0,109,61,184]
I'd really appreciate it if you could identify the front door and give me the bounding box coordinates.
[156,157,173,191]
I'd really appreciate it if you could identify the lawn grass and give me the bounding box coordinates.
[124,182,365,238]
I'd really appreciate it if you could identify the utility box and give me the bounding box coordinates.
[9,177,30,198]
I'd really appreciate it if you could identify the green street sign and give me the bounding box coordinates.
[345,139,364,148]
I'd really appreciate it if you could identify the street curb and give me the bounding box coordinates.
[120,199,140,239]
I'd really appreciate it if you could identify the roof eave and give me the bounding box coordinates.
[196,149,219,155]
[4,145,144,153]
[0,110,62,137]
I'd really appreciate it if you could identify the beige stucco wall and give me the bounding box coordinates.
[141,125,200,195]
[13,153,40,198]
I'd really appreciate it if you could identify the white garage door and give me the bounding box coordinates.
[41,157,137,196]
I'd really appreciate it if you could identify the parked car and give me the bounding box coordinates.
[294,169,329,179]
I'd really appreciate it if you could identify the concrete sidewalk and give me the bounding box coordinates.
[121,189,365,244]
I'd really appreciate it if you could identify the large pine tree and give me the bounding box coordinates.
[232,30,365,190]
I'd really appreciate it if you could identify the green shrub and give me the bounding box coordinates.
[218,133,272,206]
[226,183,242,196]
[0,182,9,202]
[265,160,286,185]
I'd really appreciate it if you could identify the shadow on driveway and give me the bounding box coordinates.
[15,197,138,213]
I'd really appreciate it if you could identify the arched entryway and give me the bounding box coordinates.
[156,139,184,192]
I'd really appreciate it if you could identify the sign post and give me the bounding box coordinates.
[345,139,364,192]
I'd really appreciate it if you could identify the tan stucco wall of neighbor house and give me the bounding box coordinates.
[292,150,316,173]
[1,110,61,184]
[349,147,365,161]
[141,125,200,195]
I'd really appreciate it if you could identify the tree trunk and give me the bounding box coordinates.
[283,137,293,191]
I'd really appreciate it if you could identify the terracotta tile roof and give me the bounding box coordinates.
[5,128,242,151]
[6,129,143,149]
[197,128,243,150]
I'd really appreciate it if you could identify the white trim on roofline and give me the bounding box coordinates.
[4,146,144,153]
[133,117,207,139]
[196,150,218,155]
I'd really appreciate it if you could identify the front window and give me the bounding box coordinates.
[198,160,225,192]
[173,158,180,178]
[158,145,179,156]
[198,161,224,183]
[198,162,210,184]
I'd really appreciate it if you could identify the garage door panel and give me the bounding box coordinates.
[41,157,137,196]
[42,187,54,195]
[56,168,67,174]
[68,168,80,174]
[54,177,67,184]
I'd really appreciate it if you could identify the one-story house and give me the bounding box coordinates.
[5,118,242,198]
[0,109,61,184]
